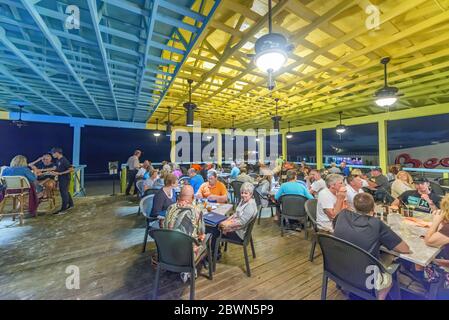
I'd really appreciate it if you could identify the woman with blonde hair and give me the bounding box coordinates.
[2,155,38,187]
[391,170,414,198]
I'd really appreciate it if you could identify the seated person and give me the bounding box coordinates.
[236,168,255,184]
[275,170,314,201]
[308,169,326,197]
[188,168,204,194]
[391,170,414,199]
[333,193,410,300]
[2,155,40,192]
[151,173,178,218]
[196,171,228,203]
[255,175,272,208]
[29,153,56,199]
[206,182,258,260]
[366,167,391,202]
[316,174,347,232]
[172,164,183,179]
[424,194,449,291]
[136,160,151,180]
[164,185,207,282]
[391,177,441,214]
[143,169,162,193]
[230,162,240,180]
[346,175,364,212]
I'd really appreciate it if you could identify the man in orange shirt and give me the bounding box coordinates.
[196,171,228,203]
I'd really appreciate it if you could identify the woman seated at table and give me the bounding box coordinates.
[207,182,258,260]
[150,173,178,218]
[391,170,414,199]
[423,194,449,293]
[143,169,163,194]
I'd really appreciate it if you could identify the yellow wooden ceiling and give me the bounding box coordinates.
[150,0,449,130]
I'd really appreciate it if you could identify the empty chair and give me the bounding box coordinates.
[305,199,320,261]
[0,176,31,225]
[230,180,244,206]
[439,178,449,187]
[150,229,213,300]
[317,233,401,300]
[254,189,275,224]
[430,181,446,197]
[279,195,308,238]
[135,180,145,198]
[140,194,158,253]
[213,216,257,277]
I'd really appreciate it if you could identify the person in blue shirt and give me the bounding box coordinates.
[340,161,350,177]
[188,168,204,194]
[275,170,314,201]
[2,155,37,183]
[230,162,240,180]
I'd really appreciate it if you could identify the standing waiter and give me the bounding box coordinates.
[126,150,142,195]
[49,147,74,214]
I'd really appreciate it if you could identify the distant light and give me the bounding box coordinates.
[335,124,347,134]
[286,132,293,139]
[153,131,161,137]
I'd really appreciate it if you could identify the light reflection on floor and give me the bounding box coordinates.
[113,205,139,217]
[0,219,33,246]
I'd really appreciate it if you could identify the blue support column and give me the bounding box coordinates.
[71,124,83,166]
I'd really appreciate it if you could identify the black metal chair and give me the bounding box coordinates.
[140,194,158,253]
[305,199,320,262]
[230,180,244,207]
[430,181,446,197]
[178,176,191,186]
[439,178,449,187]
[279,195,308,238]
[317,233,401,300]
[213,216,257,277]
[150,229,213,300]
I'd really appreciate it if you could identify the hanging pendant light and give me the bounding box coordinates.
[271,98,281,131]
[230,115,236,140]
[255,128,260,142]
[184,79,196,126]
[165,107,173,137]
[375,57,399,107]
[253,0,292,90]
[286,121,293,139]
[12,104,28,128]
[335,112,347,134]
[153,118,161,137]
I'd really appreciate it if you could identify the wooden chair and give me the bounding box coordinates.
[39,180,56,212]
[0,176,31,225]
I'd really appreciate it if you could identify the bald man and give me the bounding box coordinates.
[164,185,206,246]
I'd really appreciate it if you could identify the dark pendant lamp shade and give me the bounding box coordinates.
[165,107,173,137]
[272,98,281,131]
[184,79,196,126]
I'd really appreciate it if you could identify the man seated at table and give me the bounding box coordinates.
[308,169,326,197]
[230,162,240,180]
[236,168,255,184]
[391,177,441,214]
[275,170,314,201]
[164,185,207,282]
[316,174,347,232]
[196,171,228,203]
[367,167,391,202]
[188,168,204,194]
[346,174,364,212]
[29,153,57,199]
[333,193,410,300]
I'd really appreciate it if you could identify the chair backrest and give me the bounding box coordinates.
[253,190,262,208]
[317,233,387,298]
[230,180,244,199]
[305,199,318,231]
[149,229,195,268]
[280,194,308,218]
[439,178,449,187]
[430,181,446,196]
[140,194,155,218]
[179,176,191,185]
[136,180,145,197]
[1,176,31,190]
[242,215,257,245]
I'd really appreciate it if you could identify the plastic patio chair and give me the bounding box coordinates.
[135,180,145,198]
[140,194,158,253]
[150,229,213,300]
[213,216,257,277]
[230,180,244,207]
[317,233,401,300]
[279,195,308,238]
[254,189,275,224]
[305,199,320,262]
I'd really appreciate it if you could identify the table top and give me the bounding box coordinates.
[382,213,441,267]
[210,203,234,216]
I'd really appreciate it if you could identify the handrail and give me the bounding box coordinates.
[70,165,86,197]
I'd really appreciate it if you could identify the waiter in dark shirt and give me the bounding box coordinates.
[49,147,74,214]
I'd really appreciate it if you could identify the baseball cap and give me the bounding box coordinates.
[414,177,429,184]
[371,167,382,172]
[50,147,63,154]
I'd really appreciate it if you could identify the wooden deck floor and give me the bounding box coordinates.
[0,195,345,300]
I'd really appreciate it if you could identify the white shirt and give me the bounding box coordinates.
[136,167,147,179]
[311,179,326,195]
[346,185,364,212]
[126,155,140,170]
[317,187,337,232]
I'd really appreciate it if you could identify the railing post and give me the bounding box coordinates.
[316,128,323,170]
[378,120,389,173]
[70,123,83,167]
[282,133,287,161]
[121,165,127,194]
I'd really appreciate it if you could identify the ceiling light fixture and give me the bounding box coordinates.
[286,121,293,139]
[230,115,236,140]
[12,104,27,128]
[271,98,281,132]
[335,111,347,134]
[255,128,260,142]
[375,57,400,107]
[184,79,196,126]
[206,123,212,140]
[252,0,293,90]
[165,107,173,137]
[153,118,161,137]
